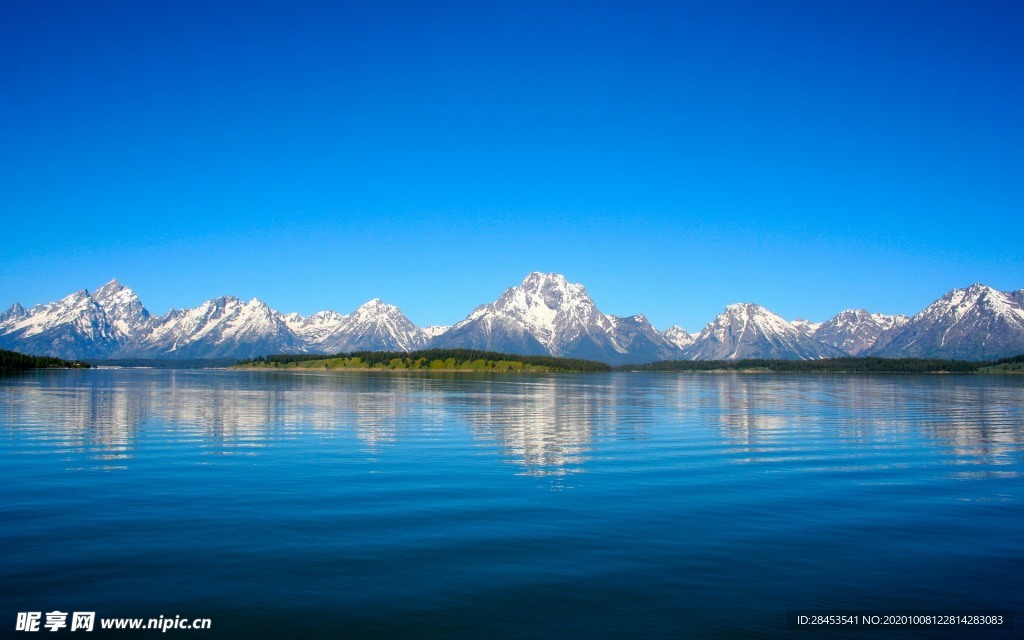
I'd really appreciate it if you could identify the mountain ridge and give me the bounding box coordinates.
[2,276,1022,363]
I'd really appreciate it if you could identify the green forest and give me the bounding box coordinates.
[235,349,612,373]
[0,349,91,370]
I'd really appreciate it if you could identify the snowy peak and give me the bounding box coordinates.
[432,272,683,364]
[684,303,842,360]
[350,298,397,319]
[93,278,124,299]
[868,284,1024,359]
[423,325,451,338]
[284,310,347,344]
[92,278,152,336]
[813,309,909,356]
[790,318,821,337]
[912,283,1024,330]
[317,299,429,353]
[20,289,98,337]
[141,294,306,358]
[663,325,695,349]
[483,272,604,350]
[0,285,137,359]
[4,277,1024,362]
[0,303,26,323]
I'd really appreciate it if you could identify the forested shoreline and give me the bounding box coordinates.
[235,349,612,372]
[0,349,90,370]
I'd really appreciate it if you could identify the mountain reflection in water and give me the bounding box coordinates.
[1,369,1021,478]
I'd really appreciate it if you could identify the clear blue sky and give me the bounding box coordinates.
[2,1,1022,330]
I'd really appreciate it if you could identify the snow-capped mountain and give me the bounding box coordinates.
[93,279,153,337]
[4,277,1024,362]
[663,325,696,350]
[0,303,27,323]
[430,272,684,365]
[867,284,1024,360]
[423,325,451,339]
[790,318,822,337]
[284,310,347,346]
[141,296,306,359]
[317,299,429,353]
[683,303,844,360]
[811,310,908,356]
[0,280,150,358]
[605,314,687,364]
[0,281,432,360]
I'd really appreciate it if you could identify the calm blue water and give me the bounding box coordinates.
[1,369,1022,638]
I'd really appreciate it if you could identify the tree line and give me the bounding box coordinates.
[237,349,612,372]
[0,349,90,370]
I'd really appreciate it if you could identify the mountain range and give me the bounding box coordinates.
[2,274,1022,363]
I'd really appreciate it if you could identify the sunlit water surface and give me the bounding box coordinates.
[1,369,1022,638]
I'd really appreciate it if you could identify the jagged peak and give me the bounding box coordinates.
[354,298,398,313]
[91,279,134,303]
[963,282,993,293]
[92,278,144,305]
[722,302,770,315]
[59,289,92,304]
[522,272,570,286]
[515,272,588,298]
[943,283,1002,302]
[311,309,347,321]
[424,325,451,337]
[915,284,1012,319]
[663,325,695,347]
[0,302,27,322]
[828,309,906,324]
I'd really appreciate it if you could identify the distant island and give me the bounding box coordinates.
[0,349,90,370]
[234,349,613,373]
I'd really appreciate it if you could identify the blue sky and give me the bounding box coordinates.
[2,0,1022,330]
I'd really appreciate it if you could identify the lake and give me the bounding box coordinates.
[1,369,1021,638]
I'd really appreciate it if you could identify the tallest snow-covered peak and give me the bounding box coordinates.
[91,278,151,333]
[432,272,684,364]
[495,272,595,326]
[0,280,149,358]
[93,278,124,295]
[483,272,604,343]
[352,298,391,314]
[519,272,574,293]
